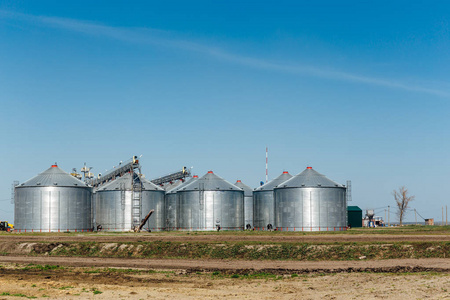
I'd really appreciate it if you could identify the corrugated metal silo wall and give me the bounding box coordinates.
[177,190,244,231]
[165,193,177,230]
[14,186,92,232]
[274,187,347,231]
[141,190,165,231]
[95,190,132,231]
[253,190,275,230]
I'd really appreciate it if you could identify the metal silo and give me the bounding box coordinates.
[14,164,92,232]
[164,175,198,231]
[253,171,292,230]
[177,171,244,231]
[274,167,347,231]
[235,180,253,229]
[95,174,133,231]
[141,177,166,232]
[95,173,165,231]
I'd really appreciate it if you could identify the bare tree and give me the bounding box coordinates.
[392,186,415,226]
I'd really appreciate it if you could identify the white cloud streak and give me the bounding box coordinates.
[1,10,449,98]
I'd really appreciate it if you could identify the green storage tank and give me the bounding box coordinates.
[347,206,362,228]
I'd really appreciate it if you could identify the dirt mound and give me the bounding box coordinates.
[32,242,68,254]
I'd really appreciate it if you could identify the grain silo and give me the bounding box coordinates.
[95,172,165,231]
[177,171,244,231]
[164,175,198,231]
[274,167,347,231]
[14,164,92,232]
[141,177,166,231]
[253,171,292,230]
[234,180,253,229]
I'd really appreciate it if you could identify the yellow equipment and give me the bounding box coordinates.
[0,221,12,232]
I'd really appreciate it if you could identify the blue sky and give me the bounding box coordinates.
[0,1,449,224]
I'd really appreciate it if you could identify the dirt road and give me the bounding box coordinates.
[1,256,449,273]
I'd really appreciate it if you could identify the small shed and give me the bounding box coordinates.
[347,206,362,228]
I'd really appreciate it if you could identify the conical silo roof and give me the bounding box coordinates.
[254,171,292,191]
[141,177,166,191]
[96,173,132,191]
[235,180,253,197]
[167,175,199,194]
[277,167,344,188]
[162,180,184,191]
[178,171,242,192]
[98,173,164,191]
[19,164,88,187]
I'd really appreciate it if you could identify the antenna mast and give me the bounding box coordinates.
[266,147,268,183]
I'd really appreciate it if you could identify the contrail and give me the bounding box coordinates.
[1,10,448,98]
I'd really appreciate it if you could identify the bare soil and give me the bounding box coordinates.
[1,230,450,298]
[0,262,449,299]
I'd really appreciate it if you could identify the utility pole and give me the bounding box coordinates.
[442,207,444,226]
[414,209,417,225]
[446,206,448,226]
[388,206,390,227]
[385,209,387,226]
